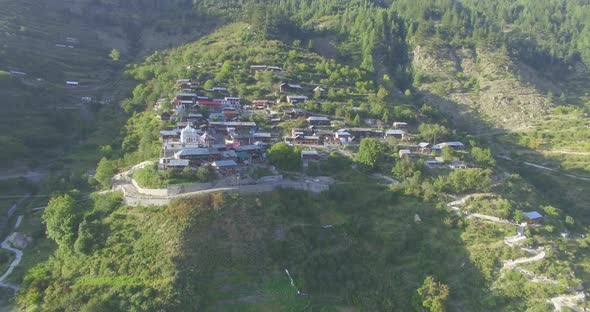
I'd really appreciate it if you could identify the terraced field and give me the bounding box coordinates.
[0,0,115,87]
[0,0,217,168]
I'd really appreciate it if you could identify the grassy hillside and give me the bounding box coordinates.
[6,1,590,311]
[20,184,590,311]
[10,187,520,311]
[0,0,218,168]
[16,192,183,311]
[172,188,526,311]
[411,41,555,132]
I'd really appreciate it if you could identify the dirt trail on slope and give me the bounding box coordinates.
[0,237,22,292]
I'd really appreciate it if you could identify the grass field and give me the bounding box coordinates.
[171,187,523,311]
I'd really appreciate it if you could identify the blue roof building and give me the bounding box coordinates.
[523,211,543,223]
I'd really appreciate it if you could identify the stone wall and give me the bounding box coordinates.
[126,175,331,207]
[258,175,283,183]
[279,181,330,193]
[168,182,214,195]
[131,179,168,196]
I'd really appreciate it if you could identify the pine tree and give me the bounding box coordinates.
[353,114,361,126]
[382,111,390,125]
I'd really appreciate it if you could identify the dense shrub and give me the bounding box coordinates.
[444,168,492,194]
[133,165,168,188]
[267,142,302,171]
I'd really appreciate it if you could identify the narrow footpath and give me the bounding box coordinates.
[448,195,587,311]
[0,236,22,292]
[0,215,25,292]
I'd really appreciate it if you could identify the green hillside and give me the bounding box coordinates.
[3,1,590,311]
[0,0,217,168]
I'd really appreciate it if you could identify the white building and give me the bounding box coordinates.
[180,124,199,144]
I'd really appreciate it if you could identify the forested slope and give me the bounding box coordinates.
[5,0,590,311]
[0,0,217,168]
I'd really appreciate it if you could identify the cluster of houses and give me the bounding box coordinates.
[159,115,270,174]
[400,141,469,169]
[157,71,473,175]
[158,74,333,175]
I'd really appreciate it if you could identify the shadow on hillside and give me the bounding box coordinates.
[423,91,590,224]
[171,188,513,311]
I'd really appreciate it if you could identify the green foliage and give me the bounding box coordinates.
[444,168,493,194]
[16,3,590,310]
[513,210,525,223]
[133,164,168,188]
[355,138,385,170]
[441,146,455,163]
[74,220,97,255]
[306,152,353,178]
[250,167,274,179]
[243,3,287,38]
[42,194,84,250]
[203,79,214,89]
[415,276,450,312]
[471,147,495,168]
[0,70,10,81]
[20,193,182,311]
[95,157,117,189]
[353,114,361,126]
[466,197,513,219]
[267,142,301,171]
[109,48,120,61]
[392,158,425,179]
[195,167,212,182]
[99,145,114,159]
[419,123,449,143]
[120,112,162,164]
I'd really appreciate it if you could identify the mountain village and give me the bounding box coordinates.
[157,66,470,180]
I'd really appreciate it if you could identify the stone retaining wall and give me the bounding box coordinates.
[131,175,285,197]
[131,179,168,196]
[168,182,214,195]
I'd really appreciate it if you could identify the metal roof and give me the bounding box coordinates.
[386,129,405,135]
[523,211,543,219]
[175,148,211,156]
[212,160,238,167]
[307,116,330,121]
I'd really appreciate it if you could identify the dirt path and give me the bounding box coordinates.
[370,173,399,185]
[516,150,590,156]
[501,241,586,310]
[504,234,527,246]
[446,193,515,225]
[467,213,515,224]
[522,162,590,182]
[0,236,23,292]
[503,249,546,268]
[446,193,495,208]
[551,293,586,312]
[497,153,590,182]
[448,192,587,310]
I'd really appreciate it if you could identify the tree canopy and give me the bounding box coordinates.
[42,194,84,250]
[416,276,450,312]
[267,142,302,171]
[356,138,385,170]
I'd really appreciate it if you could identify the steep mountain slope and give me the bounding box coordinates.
[16,193,184,311]
[4,1,590,311]
[412,42,552,132]
[0,0,217,168]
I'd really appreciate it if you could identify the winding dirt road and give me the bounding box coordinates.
[0,237,22,292]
